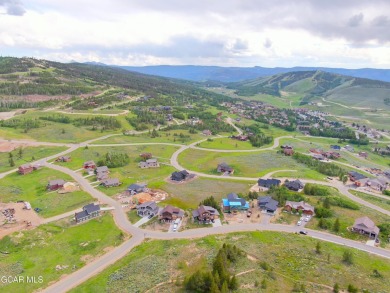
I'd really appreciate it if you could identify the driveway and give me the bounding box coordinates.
[168,219,183,232]
[261,214,273,225]
[212,219,222,227]
[133,216,151,228]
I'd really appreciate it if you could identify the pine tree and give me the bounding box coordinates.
[333,218,340,232]
[229,275,238,290]
[315,241,321,254]
[9,157,15,167]
[333,283,340,293]
[221,281,229,293]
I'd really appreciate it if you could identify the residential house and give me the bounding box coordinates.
[101,178,121,188]
[352,216,380,239]
[217,163,234,174]
[127,183,148,195]
[284,179,304,191]
[75,203,100,223]
[55,156,71,162]
[138,158,159,168]
[159,205,184,222]
[257,196,279,214]
[136,201,159,217]
[348,171,367,182]
[258,178,281,188]
[18,164,34,175]
[202,129,212,136]
[312,153,325,160]
[96,172,109,181]
[171,170,192,182]
[96,166,109,174]
[47,179,66,191]
[359,152,368,159]
[330,145,341,150]
[283,147,294,156]
[83,161,96,170]
[284,201,315,215]
[231,134,249,141]
[222,193,249,212]
[140,153,153,160]
[345,145,355,152]
[192,205,220,223]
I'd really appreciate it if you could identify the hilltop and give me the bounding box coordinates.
[121,64,390,83]
[226,70,390,108]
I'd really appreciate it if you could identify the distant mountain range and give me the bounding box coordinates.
[118,65,390,83]
[226,70,390,108]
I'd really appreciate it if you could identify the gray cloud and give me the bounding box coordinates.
[231,39,248,52]
[0,0,25,16]
[347,13,364,27]
[372,15,390,27]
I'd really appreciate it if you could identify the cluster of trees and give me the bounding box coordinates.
[184,244,244,292]
[292,152,347,177]
[309,127,355,139]
[126,110,166,131]
[303,184,330,196]
[267,185,305,206]
[68,90,128,110]
[97,152,130,168]
[200,196,222,214]
[1,118,41,132]
[40,115,121,130]
[0,99,60,111]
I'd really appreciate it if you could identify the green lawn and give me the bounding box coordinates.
[71,231,390,293]
[159,178,253,210]
[0,146,67,173]
[177,148,326,181]
[0,168,92,218]
[92,129,207,145]
[197,137,260,150]
[350,190,390,212]
[0,214,125,293]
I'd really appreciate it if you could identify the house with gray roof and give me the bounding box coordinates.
[222,193,249,212]
[352,216,380,239]
[127,183,148,195]
[258,196,279,214]
[75,203,100,223]
[138,158,159,169]
[101,178,121,187]
[136,201,159,217]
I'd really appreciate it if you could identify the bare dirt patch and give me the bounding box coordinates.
[0,202,43,239]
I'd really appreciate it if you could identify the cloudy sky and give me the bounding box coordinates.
[1,0,390,68]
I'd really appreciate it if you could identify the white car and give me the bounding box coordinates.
[173,223,178,232]
[297,220,302,226]
[304,217,309,222]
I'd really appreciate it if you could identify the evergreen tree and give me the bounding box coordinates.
[333,283,340,293]
[315,241,322,254]
[9,157,15,167]
[333,218,340,232]
[229,275,238,290]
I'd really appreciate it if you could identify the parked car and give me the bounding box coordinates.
[297,220,302,226]
[173,223,178,232]
[148,214,153,219]
[299,230,308,235]
[34,207,42,213]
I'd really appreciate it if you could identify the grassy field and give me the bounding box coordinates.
[302,186,390,246]
[197,137,259,150]
[159,178,252,210]
[92,129,208,145]
[178,149,326,181]
[350,190,390,212]
[0,110,128,143]
[71,231,390,293]
[57,145,179,197]
[0,214,125,293]
[0,146,67,173]
[0,168,92,218]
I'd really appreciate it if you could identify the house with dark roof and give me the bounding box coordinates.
[217,163,234,174]
[284,179,304,191]
[136,201,159,217]
[47,179,66,191]
[56,156,71,162]
[75,203,100,223]
[258,178,281,189]
[348,171,367,182]
[101,178,121,187]
[127,183,148,195]
[171,170,191,181]
[330,145,341,150]
[285,201,314,215]
[192,205,220,223]
[222,193,249,212]
[352,216,379,239]
[159,205,184,222]
[257,196,279,214]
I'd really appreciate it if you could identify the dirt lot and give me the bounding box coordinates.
[116,189,168,207]
[0,141,33,152]
[224,201,264,225]
[0,202,43,239]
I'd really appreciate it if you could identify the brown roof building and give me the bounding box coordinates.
[352,216,379,239]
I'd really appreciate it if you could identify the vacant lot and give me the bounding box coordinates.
[0,145,67,173]
[178,149,325,181]
[0,214,125,293]
[0,168,92,218]
[197,137,259,150]
[71,231,390,293]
